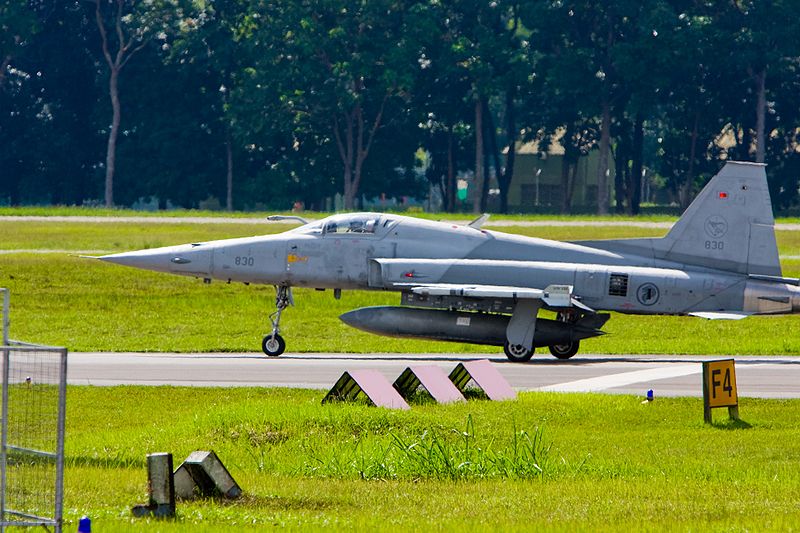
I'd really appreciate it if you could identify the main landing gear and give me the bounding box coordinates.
[548,341,580,360]
[502,311,582,362]
[504,342,534,363]
[262,285,292,357]
[548,311,580,360]
[503,340,580,362]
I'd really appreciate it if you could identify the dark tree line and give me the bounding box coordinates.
[2,0,799,213]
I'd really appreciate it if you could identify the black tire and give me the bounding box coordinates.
[549,341,580,360]
[262,333,286,357]
[503,342,534,362]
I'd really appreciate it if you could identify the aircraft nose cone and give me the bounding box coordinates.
[98,245,212,276]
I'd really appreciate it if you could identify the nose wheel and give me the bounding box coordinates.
[262,285,292,357]
[262,333,286,357]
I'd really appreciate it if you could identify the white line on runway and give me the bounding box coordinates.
[538,364,702,392]
[0,249,112,255]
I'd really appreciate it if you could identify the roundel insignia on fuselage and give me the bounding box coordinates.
[637,283,660,306]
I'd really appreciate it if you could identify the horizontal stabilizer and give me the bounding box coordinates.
[688,312,751,320]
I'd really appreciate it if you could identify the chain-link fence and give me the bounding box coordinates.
[0,290,67,532]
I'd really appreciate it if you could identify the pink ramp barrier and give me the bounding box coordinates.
[322,369,410,410]
[393,365,466,404]
[448,359,516,401]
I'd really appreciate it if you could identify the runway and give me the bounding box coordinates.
[67,352,800,399]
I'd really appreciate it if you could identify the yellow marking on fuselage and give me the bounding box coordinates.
[287,254,308,263]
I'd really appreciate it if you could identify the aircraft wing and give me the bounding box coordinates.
[393,282,594,312]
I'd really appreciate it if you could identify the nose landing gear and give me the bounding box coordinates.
[262,285,292,356]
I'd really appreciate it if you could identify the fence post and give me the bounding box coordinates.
[1,288,8,346]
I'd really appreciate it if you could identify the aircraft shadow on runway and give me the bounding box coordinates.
[183,354,799,365]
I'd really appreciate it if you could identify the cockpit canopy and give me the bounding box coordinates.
[324,215,380,234]
[289,213,395,236]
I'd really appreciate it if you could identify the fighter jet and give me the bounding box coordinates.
[97,161,800,361]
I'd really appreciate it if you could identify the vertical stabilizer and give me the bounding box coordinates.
[575,161,781,276]
[657,161,780,276]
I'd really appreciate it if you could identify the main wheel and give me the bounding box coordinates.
[262,333,286,357]
[504,342,534,362]
[549,341,579,360]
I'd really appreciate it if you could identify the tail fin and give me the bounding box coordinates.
[579,161,781,276]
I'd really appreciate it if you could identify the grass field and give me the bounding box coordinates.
[1,219,799,354]
[54,386,800,531]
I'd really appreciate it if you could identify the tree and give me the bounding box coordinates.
[168,0,252,210]
[271,1,416,210]
[713,1,799,164]
[93,0,180,207]
[0,1,102,205]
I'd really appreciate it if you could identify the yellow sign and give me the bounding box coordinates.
[702,359,739,423]
[704,359,738,407]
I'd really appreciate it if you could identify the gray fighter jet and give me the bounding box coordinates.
[97,161,800,361]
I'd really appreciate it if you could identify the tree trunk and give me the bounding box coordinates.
[596,99,611,215]
[225,126,234,211]
[333,112,355,210]
[447,125,455,212]
[561,128,578,214]
[95,0,147,208]
[740,123,752,162]
[481,116,491,213]
[484,99,501,213]
[498,88,517,214]
[614,141,626,214]
[630,112,644,215]
[754,68,766,164]
[473,98,484,214]
[104,67,120,207]
[335,96,386,211]
[681,112,700,209]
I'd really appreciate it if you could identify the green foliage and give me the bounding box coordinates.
[3,1,800,213]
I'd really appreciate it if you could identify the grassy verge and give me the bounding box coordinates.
[56,386,800,530]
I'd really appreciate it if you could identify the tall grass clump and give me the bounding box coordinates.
[302,416,553,480]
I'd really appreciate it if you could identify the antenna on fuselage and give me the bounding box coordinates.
[267,215,310,224]
[467,213,490,229]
